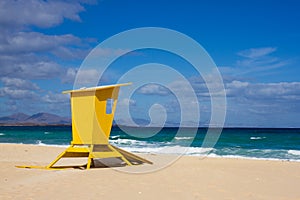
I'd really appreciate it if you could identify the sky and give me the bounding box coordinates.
[0,0,300,127]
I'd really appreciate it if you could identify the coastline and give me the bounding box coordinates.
[1,143,300,200]
[2,142,300,163]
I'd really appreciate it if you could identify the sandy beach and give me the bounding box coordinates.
[1,143,300,200]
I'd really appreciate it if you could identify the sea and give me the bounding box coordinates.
[0,126,300,162]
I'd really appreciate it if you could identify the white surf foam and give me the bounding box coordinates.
[110,135,120,139]
[35,143,69,148]
[32,140,68,148]
[116,143,300,162]
[288,150,300,156]
[36,140,46,145]
[109,138,150,146]
[119,145,213,156]
[250,136,266,140]
[174,136,193,140]
[0,133,5,136]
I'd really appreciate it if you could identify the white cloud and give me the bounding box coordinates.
[132,75,300,127]
[28,61,63,78]
[52,46,90,60]
[0,0,86,29]
[62,68,78,84]
[237,47,277,59]
[118,98,136,107]
[91,48,131,57]
[0,87,38,100]
[221,80,300,127]
[0,1,95,81]
[226,80,249,88]
[1,77,39,90]
[0,0,98,117]
[226,81,300,101]
[73,69,100,85]
[137,83,170,96]
[42,92,69,104]
[0,53,67,80]
[0,77,41,101]
[3,61,63,80]
[223,47,291,76]
[168,75,226,98]
[226,80,249,97]
[0,32,81,55]
[236,56,287,71]
[225,80,300,125]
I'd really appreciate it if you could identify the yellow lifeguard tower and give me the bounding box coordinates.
[18,83,152,169]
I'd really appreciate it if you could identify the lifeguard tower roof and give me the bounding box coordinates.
[62,82,132,94]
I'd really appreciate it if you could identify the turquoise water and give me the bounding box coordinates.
[0,126,300,161]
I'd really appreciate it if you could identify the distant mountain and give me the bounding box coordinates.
[0,112,71,126]
[0,113,30,123]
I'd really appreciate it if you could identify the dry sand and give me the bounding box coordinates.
[1,143,300,200]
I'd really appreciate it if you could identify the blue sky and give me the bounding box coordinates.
[0,0,300,127]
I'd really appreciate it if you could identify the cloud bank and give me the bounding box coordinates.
[0,0,96,115]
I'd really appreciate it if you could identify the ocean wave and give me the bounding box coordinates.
[119,144,300,162]
[110,135,120,139]
[250,136,266,140]
[109,138,151,146]
[33,140,68,148]
[288,150,300,156]
[35,142,68,148]
[154,146,213,155]
[3,139,300,162]
[174,136,193,140]
[119,145,213,155]
[35,140,46,145]
[0,133,5,136]
[109,137,300,162]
